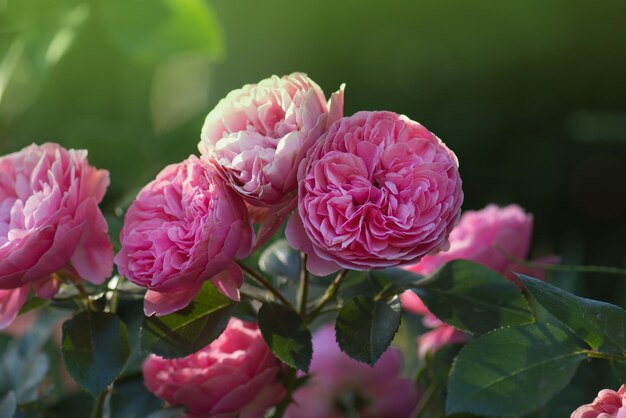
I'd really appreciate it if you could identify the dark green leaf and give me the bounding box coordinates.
[17,297,48,315]
[341,269,422,301]
[97,0,224,63]
[611,359,626,384]
[257,302,312,372]
[335,295,402,366]
[111,376,162,418]
[447,323,586,416]
[258,239,300,282]
[62,311,130,395]
[141,282,236,359]
[414,260,535,334]
[519,273,626,353]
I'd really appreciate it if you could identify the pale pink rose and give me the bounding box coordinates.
[143,318,285,418]
[115,155,253,316]
[199,73,344,247]
[571,385,626,418]
[0,143,113,328]
[286,111,463,276]
[403,204,534,277]
[285,326,419,418]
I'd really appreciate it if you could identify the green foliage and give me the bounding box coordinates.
[61,310,130,395]
[141,282,236,359]
[257,302,312,372]
[341,268,422,301]
[110,376,163,418]
[413,260,535,334]
[446,323,586,417]
[96,0,224,64]
[335,295,402,366]
[519,274,626,353]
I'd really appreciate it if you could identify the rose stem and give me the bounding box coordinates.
[306,269,348,321]
[297,253,309,315]
[236,261,293,308]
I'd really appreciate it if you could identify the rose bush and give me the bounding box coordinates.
[0,143,113,328]
[143,318,285,418]
[287,110,463,275]
[115,155,253,316]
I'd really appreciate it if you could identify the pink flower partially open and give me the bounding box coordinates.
[287,111,463,275]
[115,155,253,316]
[0,143,113,328]
[285,326,419,418]
[571,385,626,418]
[199,72,343,211]
[199,73,344,248]
[143,318,285,418]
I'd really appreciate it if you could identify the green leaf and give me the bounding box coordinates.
[611,358,626,384]
[413,260,535,334]
[111,376,162,418]
[258,239,300,282]
[341,269,422,301]
[257,302,312,372]
[18,297,49,315]
[518,273,626,353]
[141,282,236,359]
[335,295,402,366]
[446,323,586,416]
[97,0,224,63]
[61,311,130,395]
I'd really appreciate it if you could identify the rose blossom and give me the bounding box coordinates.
[143,318,285,418]
[115,155,253,316]
[199,72,344,212]
[400,204,558,357]
[285,326,419,418]
[571,385,626,418]
[0,143,113,328]
[286,111,463,276]
[199,72,344,249]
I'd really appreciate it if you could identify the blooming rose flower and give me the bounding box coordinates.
[400,204,559,357]
[286,111,463,276]
[571,385,626,418]
[285,326,419,418]
[143,318,285,418]
[115,155,253,316]
[199,73,344,248]
[0,143,113,328]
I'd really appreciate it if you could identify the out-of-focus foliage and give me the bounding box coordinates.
[0,0,224,207]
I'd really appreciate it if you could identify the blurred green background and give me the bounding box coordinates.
[2,0,626,292]
[1,0,626,413]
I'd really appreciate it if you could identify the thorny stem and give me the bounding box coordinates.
[297,253,309,315]
[236,261,293,308]
[586,350,626,361]
[270,367,297,418]
[410,383,439,418]
[306,269,348,321]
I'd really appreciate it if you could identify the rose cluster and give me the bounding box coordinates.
[1,72,465,417]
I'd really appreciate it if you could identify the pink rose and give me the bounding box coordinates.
[403,204,534,277]
[286,111,463,276]
[143,318,285,418]
[571,385,626,418]
[115,155,253,316]
[199,73,344,248]
[285,326,419,418]
[0,143,113,328]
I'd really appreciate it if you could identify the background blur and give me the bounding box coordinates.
[1,0,625,411]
